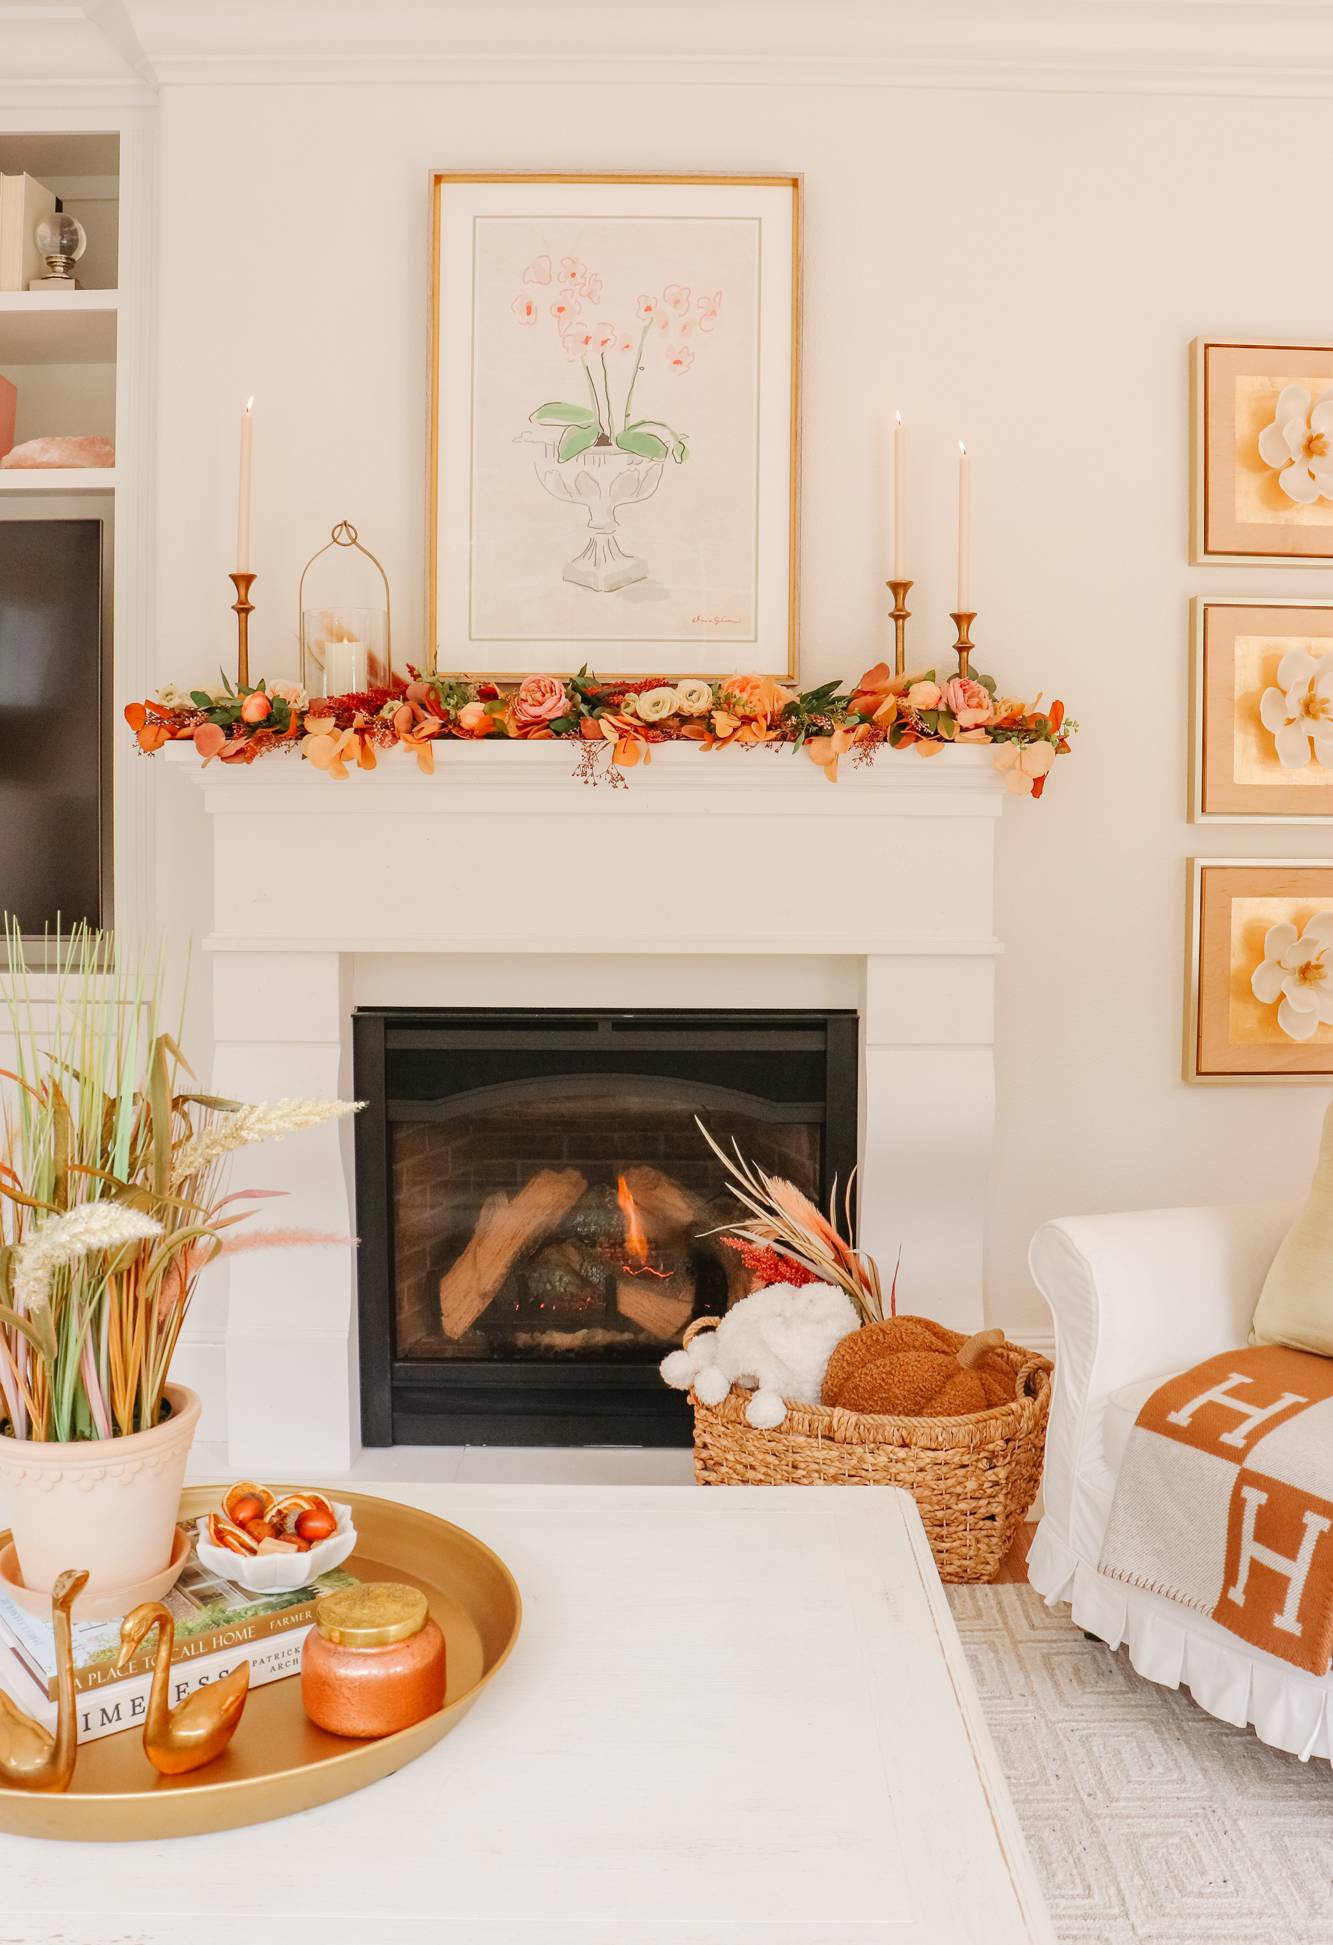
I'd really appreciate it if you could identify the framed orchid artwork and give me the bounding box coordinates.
[1192,339,1333,564]
[428,172,802,679]
[1188,860,1333,1081]
[1191,598,1333,820]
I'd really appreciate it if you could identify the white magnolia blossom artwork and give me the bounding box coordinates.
[1257,384,1333,505]
[1251,912,1333,1040]
[1259,647,1333,767]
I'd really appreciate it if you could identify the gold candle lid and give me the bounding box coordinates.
[314,1582,430,1647]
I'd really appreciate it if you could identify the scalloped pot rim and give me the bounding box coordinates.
[0,1385,200,1600]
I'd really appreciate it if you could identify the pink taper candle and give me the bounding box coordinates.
[956,440,970,610]
[236,397,254,572]
[893,411,905,579]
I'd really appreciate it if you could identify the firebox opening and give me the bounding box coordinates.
[354,1009,858,1446]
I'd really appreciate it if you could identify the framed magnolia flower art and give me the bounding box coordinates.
[1193,339,1333,564]
[1191,597,1333,820]
[428,173,801,679]
[1188,860,1333,1081]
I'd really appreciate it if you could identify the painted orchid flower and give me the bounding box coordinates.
[592,321,617,352]
[1257,384,1333,505]
[559,257,587,288]
[549,294,581,326]
[512,294,539,325]
[636,295,657,322]
[663,284,691,314]
[993,740,1055,797]
[1260,648,1333,767]
[523,255,552,286]
[697,290,722,331]
[583,273,603,303]
[665,344,695,375]
[1252,912,1333,1040]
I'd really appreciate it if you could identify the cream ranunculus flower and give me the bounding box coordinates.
[635,685,680,723]
[1260,648,1333,768]
[1258,384,1333,505]
[673,679,713,716]
[1252,912,1333,1040]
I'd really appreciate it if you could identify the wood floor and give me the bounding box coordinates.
[991,1521,1036,1585]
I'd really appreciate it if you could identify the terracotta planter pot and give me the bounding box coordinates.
[0,1384,200,1600]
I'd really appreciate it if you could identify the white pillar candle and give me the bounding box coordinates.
[893,411,905,580]
[323,639,367,695]
[956,440,970,611]
[236,397,254,572]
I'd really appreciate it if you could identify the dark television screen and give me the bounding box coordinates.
[0,519,104,933]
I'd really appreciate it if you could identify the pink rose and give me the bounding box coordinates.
[240,691,271,724]
[941,677,993,729]
[511,675,569,727]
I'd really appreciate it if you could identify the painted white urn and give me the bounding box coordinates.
[523,434,665,592]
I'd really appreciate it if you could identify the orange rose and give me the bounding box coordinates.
[721,674,793,721]
[457,701,495,736]
[240,692,271,724]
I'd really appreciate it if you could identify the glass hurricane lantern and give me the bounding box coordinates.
[298,521,394,700]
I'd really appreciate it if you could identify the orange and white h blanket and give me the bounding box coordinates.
[1099,1346,1333,1675]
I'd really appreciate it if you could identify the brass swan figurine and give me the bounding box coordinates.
[116,1601,250,1775]
[0,1568,89,1792]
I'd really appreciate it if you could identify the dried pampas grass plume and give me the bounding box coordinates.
[170,1099,362,1188]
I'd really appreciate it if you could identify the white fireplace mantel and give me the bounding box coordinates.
[165,742,1008,1469]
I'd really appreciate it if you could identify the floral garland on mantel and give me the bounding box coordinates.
[126,663,1075,797]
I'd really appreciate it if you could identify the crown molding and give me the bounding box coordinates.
[129,0,1333,98]
[14,1,1333,99]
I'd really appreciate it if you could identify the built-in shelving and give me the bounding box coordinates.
[0,107,154,938]
[0,291,118,364]
[0,466,116,493]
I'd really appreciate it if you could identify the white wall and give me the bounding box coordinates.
[155,77,1333,1337]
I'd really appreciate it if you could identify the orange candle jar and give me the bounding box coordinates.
[302,1582,446,1739]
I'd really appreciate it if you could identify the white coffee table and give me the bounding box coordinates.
[0,1484,1052,1944]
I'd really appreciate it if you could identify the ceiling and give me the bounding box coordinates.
[5,0,1333,95]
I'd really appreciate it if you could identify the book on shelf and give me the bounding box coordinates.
[0,1524,356,1745]
[0,174,57,292]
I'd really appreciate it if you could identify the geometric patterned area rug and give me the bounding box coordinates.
[947,1583,1333,1945]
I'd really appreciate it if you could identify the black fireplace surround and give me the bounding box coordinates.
[353,1007,858,1446]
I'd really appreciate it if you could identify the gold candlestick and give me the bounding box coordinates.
[949,610,977,681]
[886,578,913,679]
[228,571,256,690]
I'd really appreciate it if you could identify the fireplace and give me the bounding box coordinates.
[353,1008,858,1446]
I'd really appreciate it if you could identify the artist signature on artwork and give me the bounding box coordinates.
[690,614,743,628]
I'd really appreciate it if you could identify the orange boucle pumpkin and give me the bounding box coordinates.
[820,1315,1017,1418]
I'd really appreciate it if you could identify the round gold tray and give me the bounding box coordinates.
[0,1486,522,1841]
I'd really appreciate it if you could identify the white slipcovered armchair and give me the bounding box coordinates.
[1028,1199,1333,1761]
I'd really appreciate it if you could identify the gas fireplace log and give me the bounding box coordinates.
[615,1271,696,1341]
[438,1167,587,1338]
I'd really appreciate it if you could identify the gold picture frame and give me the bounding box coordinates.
[1186,858,1333,1082]
[1191,337,1333,565]
[427,171,802,681]
[1190,596,1333,822]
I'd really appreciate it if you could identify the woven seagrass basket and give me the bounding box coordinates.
[681,1316,1053,1584]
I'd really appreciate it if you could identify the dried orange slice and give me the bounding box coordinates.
[206,1513,259,1557]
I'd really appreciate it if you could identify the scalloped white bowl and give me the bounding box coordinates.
[194,1500,357,1593]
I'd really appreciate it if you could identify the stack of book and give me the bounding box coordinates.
[0,1528,357,1744]
[0,173,57,290]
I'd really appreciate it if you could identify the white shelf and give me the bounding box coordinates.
[0,291,118,364]
[0,467,116,493]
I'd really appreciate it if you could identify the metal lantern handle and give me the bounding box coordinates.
[297,521,393,665]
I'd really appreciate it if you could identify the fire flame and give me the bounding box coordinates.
[615,1175,673,1278]
[616,1174,650,1266]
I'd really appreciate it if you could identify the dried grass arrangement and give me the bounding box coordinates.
[0,924,358,1443]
